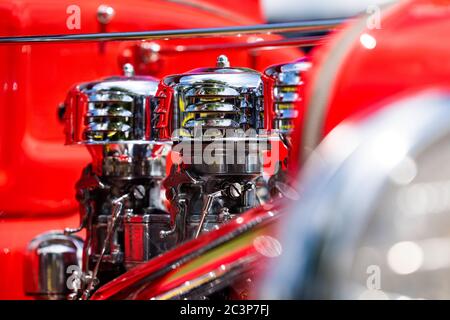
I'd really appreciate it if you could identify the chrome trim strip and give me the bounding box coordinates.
[0,19,346,43]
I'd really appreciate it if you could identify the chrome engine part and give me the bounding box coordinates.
[24,232,83,300]
[156,56,273,242]
[50,57,289,299]
[63,64,173,297]
[264,58,311,198]
[264,57,311,139]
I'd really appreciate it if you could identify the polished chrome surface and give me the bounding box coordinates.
[160,57,271,246]
[124,213,173,270]
[122,63,135,77]
[265,57,311,136]
[261,90,450,299]
[24,232,83,299]
[195,190,223,238]
[164,68,263,88]
[100,143,167,178]
[216,54,230,68]
[63,72,172,298]
[65,75,159,144]
[82,194,129,299]
[163,58,264,140]
[0,19,345,43]
[97,4,115,25]
[92,206,279,300]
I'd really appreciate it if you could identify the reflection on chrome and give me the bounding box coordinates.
[368,131,408,168]
[397,180,450,216]
[387,241,424,275]
[389,156,418,185]
[253,235,282,258]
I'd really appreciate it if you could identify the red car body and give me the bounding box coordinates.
[295,0,450,167]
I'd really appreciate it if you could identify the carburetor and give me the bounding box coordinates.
[264,57,311,142]
[263,58,312,197]
[63,64,173,296]
[154,55,275,242]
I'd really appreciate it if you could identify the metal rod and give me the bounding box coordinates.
[82,194,129,300]
[0,19,346,44]
[195,190,223,238]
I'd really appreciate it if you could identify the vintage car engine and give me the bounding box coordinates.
[25,56,298,299]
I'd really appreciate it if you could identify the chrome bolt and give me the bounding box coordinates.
[216,54,230,68]
[133,185,146,199]
[123,63,135,77]
[97,5,115,24]
[229,182,242,199]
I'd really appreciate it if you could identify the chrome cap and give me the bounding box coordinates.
[161,56,264,140]
[24,231,83,299]
[65,75,160,144]
[264,57,311,136]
